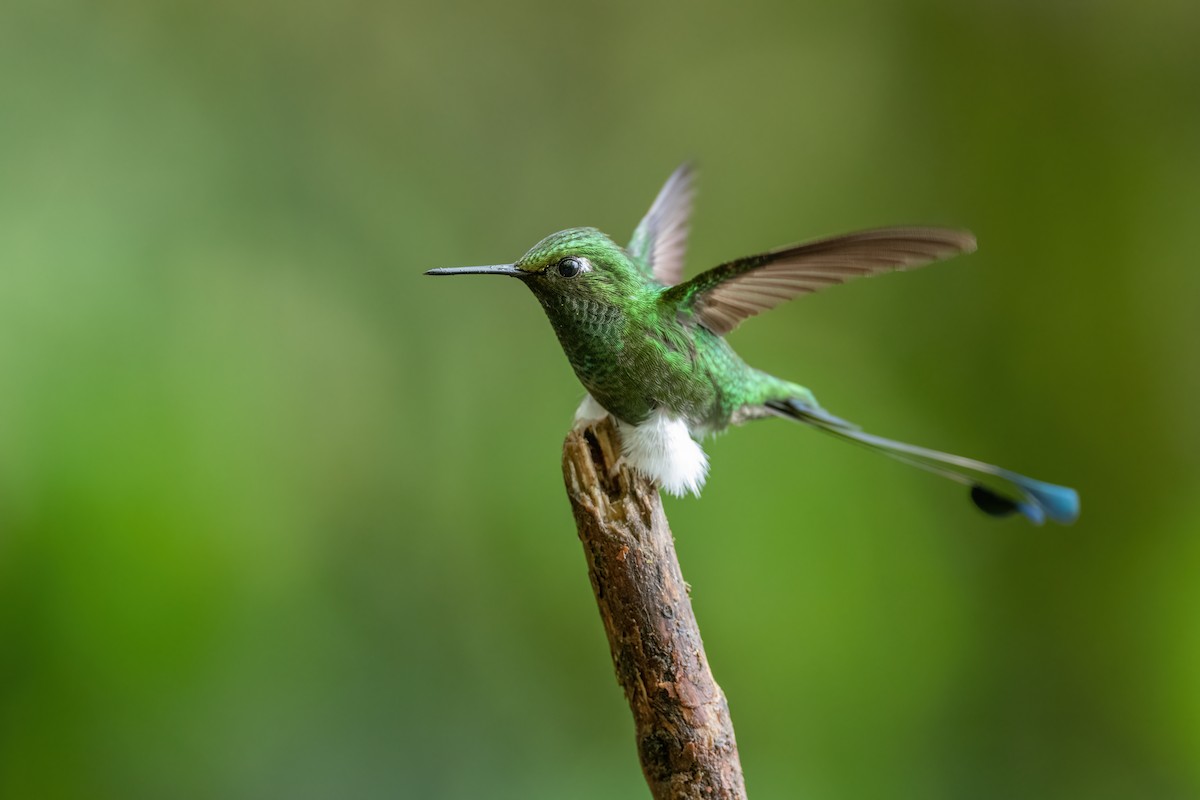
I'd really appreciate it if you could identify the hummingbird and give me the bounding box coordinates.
[426,164,1079,525]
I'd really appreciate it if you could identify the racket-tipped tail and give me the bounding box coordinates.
[766,398,1079,525]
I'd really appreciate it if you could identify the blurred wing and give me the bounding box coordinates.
[664,227,977,334]
[628,162,695,286]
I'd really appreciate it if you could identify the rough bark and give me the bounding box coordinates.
[562,417,747,800]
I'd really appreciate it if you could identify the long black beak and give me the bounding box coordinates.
[424,264,527,277]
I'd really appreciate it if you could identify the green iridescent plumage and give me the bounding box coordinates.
[510,227,779,430]
[426,164,1079,524]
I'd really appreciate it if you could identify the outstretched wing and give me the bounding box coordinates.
[663,227,976,335]
[628,163,695,286]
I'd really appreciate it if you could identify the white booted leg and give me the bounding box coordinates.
[572,396,709,497]
[573,393,609,426]
[617,410,709,498]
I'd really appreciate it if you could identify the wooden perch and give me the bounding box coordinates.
[562,417,747,800]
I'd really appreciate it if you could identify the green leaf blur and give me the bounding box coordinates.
[1,1,1197,798]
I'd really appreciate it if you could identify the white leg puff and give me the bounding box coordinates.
[572,395,709,497]
[573,393,610,426]
[617,410,709,498]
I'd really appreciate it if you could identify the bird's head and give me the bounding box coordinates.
[425,227,651,309]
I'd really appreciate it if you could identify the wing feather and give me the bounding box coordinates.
[664,226,976,334]
[628,163,695,286]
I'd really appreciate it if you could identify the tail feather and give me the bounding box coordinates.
[766,398,1079,525]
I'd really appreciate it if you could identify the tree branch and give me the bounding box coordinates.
[562,417,747,800]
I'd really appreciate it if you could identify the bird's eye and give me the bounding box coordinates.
[557,257,583,278]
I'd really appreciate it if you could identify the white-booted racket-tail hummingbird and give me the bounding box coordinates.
[426,164,1079,525]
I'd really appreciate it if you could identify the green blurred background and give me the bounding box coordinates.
[2,1,1198,798]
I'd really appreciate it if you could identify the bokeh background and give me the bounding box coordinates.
[2,1,1198,798]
